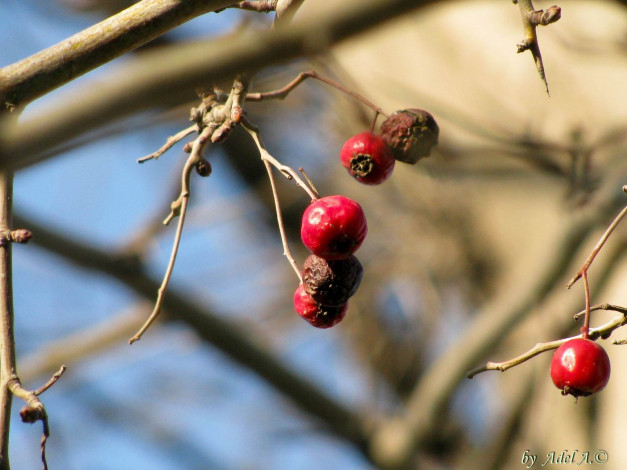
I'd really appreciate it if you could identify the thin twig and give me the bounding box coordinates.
[567,192,627,288]
[580,271,591,338]
[33,366,67,397]
[245,70,387,119]
[130,139,202,344]
[241,117,318,200]
[466,308,627,378]
[573,303,627,321]
[137,124,197,163]
[241,118,313,281]
[263,160,303,282]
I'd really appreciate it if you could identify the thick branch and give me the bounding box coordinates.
[0,0,234,109]
[0,0,437,171]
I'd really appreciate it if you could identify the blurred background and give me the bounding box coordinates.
[1,0,627,469]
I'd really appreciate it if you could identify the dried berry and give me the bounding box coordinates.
[195,158,212,177]
[380,108,439,164]
[302,254,363,306]
[293,284,348,328]
[340,131,395,185]
[301,195,368,260]
[550,338,611,398]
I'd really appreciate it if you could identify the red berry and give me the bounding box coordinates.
[293,284,348,328]
[340,131,395,185]
[301,195,368,260]
[550,338,611,397]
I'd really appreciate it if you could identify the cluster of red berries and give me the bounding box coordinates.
[292,108,439,328]
[294,195,367,328]
[550,338,611,398]
[340,108,439,185]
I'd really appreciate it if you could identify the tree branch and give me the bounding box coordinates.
[0,0,234,110]
[0,172,14,470]
[0,0,437,171]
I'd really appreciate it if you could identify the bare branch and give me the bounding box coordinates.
[0,0,234,109]
[466,307,627,378]
[1,0,438,171]
[246,70,387,118]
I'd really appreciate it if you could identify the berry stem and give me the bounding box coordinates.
[369,110,381,134]
[246,70,388,119]
[263,159,303,282]
[298,167,320,199]
[580,271,591,339]
[241,117,318,201]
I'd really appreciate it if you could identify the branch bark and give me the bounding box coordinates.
[0,0,234,110]
[0,172,14,470]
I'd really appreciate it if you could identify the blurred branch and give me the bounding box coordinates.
[0,0,234,110]
[0,0,438,171]
[369,182,627,469]
[20,307,147,384]
[13,212,376,456]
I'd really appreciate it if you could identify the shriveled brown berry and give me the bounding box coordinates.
[302,254,363,306]
[195,159,212,177]
[380,108,439,164]
[293,284,347,328]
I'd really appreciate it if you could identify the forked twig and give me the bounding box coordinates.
[566,186,627,338]
[241,117,318,200]
[466,304,627,378]
[241,117,317,280]
[246,70,387,127]
[9,365,67,470]
[137,124,198,163]
[129,153,197,345]
[567,189,627,288]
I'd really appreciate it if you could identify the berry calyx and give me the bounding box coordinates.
[340,131,395,185]
[293,284,348,328]
[302,254,363,306]
[550,338,611,398]
[301,195,368,260]
[380,108,439,164]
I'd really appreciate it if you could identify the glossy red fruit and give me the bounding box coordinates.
[340,131,395,185]
[293,284,348,328]
[301,195,368,260]
[550,338,611,397]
